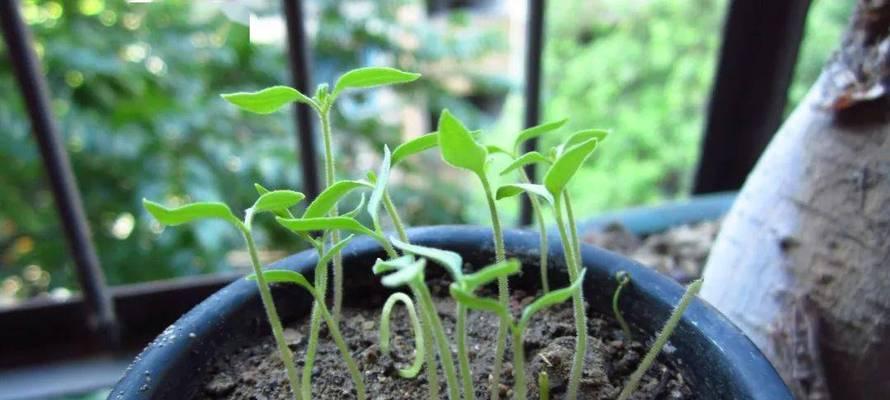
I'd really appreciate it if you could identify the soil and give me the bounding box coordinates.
[197,221,715,399]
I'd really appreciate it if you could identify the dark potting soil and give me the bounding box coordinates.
[196,221,716,399]
[197,282,692,399]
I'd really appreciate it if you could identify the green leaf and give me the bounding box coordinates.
[563,129,609,148]
[333,67,421,97]
[520,269,586,328]
[514,118,568,151]
[495,183,555,205]
[462,260,521,291]
[499,151,551,176]
[276,216,377,238]
[392,132,438,165]
[251,190,305,214]
[372,255,416,275]
[390,238,463,280]
[319,235,355,266]
[449,284,510,320]
[302,180,371,219]
[247,269,315,296]
[486,145,513,157]
[374,257,425,288]
[143,199,237,226]
[544,138,599,196]
[368,145,391,227]
[221,86,313,114]
[437,110,488,175]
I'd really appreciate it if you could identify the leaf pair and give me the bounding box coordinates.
[143,189,305,229]
[221,67,420,115]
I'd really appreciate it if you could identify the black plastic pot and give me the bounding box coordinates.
[110,225,790,399]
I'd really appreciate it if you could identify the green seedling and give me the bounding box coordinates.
[449,259,586,400]
[613,271,633,341]
[436,110,512,399]
[143,191,306,399]
[248,269,367,400]
[374,256,461,400]
[538,371,550,400]
[390,239,475,399]
[380,292,425,378]
[618,279,702,400]
[496,130,606,398]
[223,66,420,322]
[257,181,368,399]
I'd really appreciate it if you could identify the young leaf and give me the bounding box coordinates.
[486,145,513,157]
[449,284,510,320]
[375,257,426,287]
[276,216,378,239]
[392,132,438,165]
[514,118,568,151]
[367,146,391,227]
[372,255,416,275]
[143,199,237,226]
[332,67,421,97]
[252,190,305,214]
[302,180,371,219]
[221,86,313,114]
[390,238,463,280]
[520,269,586,328]
[437,110,488,176]
[544,138,599,196]
[246,269,315,296]
[319,235,355,267]
[461,260,521,292]
[495,183,555,205]
[563,129,609,148]
[499,151,551,176]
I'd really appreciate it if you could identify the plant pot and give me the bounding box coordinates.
[110,225,790,399]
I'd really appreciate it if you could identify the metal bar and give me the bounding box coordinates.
[281,0,321,200]
[519,0,545,226]
[692,0,812,193]
[0,0,118,346]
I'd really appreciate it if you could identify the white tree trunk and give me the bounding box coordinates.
[700,2,889,398]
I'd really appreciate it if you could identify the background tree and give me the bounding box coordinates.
[700,1,889,398]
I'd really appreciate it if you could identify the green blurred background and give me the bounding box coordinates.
[0,0,854,304]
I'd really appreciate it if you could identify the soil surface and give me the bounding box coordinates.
[197,222,714,399]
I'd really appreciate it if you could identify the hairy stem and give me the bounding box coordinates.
[419,299,441,398]
[319,107,345,322]
[553,196,588,400]
[315,290,368,400]
[456,304,475,399]
[301,251,327,399]
[480,175,509,400]
[380,293,425,378]
[383,189,409,243]
[415,283,461,400]
[511,325,528,400]
[564,192,581,265]
[618,280,702,400]
[240,226,301,400]
[520,169,549,293]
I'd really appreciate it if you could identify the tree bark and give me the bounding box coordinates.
[699,1,889,399]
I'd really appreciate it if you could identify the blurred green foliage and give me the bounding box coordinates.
[0,0,853,300]
[0,0,500,300]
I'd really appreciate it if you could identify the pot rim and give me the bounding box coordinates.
[111,225,791,399]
